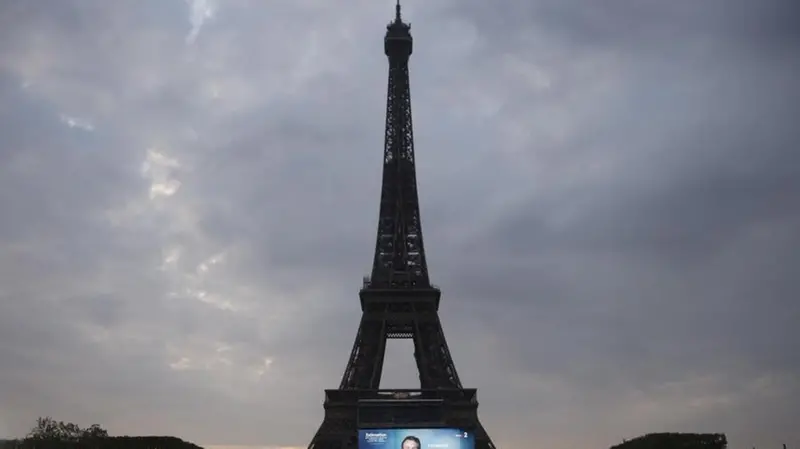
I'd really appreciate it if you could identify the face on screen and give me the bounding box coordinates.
[401,437,420,449]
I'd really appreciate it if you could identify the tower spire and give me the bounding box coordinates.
[373,0,422,288]
[395,0,401,22]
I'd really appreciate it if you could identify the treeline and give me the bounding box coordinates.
[610,433,728,449]
[1,437,203,449]
[0,418,203,449]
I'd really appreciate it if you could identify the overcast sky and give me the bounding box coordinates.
[1,1,798,449]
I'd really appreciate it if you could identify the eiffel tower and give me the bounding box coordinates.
[307,3,496,449]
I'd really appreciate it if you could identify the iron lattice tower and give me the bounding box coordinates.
[308,3,495,449]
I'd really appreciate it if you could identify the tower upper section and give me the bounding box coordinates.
[366,1,431,291]
[384,1,412,60]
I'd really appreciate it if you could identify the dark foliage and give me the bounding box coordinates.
[0,418,204,449]
[26,417,108,442]
[610,433,728,449]
[2,436,204,449]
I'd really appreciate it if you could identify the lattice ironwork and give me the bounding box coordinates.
[368,1,429,290]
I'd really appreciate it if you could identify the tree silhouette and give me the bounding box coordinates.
[610,433,728,449]
[7,417,202,449]
[25,417,108,442]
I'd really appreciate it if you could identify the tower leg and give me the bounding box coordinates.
[308,404,358,449]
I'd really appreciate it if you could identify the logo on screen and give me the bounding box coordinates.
[364,432,389,444]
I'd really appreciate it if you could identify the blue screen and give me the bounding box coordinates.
[358,428,475,449]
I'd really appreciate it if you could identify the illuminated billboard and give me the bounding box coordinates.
[358,428,475,449]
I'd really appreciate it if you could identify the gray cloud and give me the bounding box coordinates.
[1,0,798,448]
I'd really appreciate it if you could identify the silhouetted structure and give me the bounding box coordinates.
[307,2,495,449]
[1,437,203,449]
[610,433,728,449]
[1,418,205,449]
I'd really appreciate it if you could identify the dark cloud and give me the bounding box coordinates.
[1,0,798,448]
